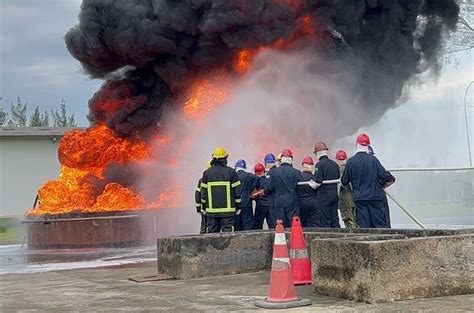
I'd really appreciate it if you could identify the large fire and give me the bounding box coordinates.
[27,15,316,216]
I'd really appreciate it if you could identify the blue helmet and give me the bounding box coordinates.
[235,159,247,169]
[264,153,276,164]
[368,145,375,155]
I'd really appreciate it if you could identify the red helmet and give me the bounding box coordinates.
[356,133,371,146]
[301,156,314,165]
[314,141,328,153]
[254,163,265,174]
[281,149,293,158]
[335,150,347,160]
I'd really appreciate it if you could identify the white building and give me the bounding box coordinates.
[0,127,80,217]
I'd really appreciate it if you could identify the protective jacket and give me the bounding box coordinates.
[265,163,300,210]
[340,152,389,201]
[200,160,241,217]
[195,178,203,213]
[236,170,258,208]
[255,166,276,208]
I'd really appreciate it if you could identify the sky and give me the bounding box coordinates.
[0,0,473,168]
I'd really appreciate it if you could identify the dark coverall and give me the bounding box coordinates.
[296,171,317,227]
[195,178,207,234]
[265,163,300,228]
[340,152,390,228]
[200,159,242,233]
[312,156,341,228]
[253,167,276,229]
[235,170,258,231]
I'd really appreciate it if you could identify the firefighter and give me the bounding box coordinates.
[195,161,212,234]
[335,150,357,228]
[264,149,300,228]
[200,147,242,233]
[311,142,341,228]
[368,146,396,228]
[252,163,275,229]
[296,156,317,227]
[234,159,257,231]
[340,134,390,228]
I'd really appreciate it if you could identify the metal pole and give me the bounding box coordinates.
[464,81,473,167]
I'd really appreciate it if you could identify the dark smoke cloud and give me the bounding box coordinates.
[65,0,459,135]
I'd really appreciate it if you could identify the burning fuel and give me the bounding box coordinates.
[28,0,460,216]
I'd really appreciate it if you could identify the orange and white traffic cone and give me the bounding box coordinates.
[289,216,312,285]
[255,220,312,309]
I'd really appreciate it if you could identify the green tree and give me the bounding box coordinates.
[41,111,50,127]
[0,108,7,126]
[29,106,42,127]
[9,97,27,127]
[51,99,76,127]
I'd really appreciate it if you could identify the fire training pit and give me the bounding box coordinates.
[24,209,161,249]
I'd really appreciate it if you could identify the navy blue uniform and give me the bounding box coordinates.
[195,178,207,234]
[312,156,340,228]
[253,167,276,229]
[265,163,300,228]
[296,171,317,227]
[340,152,390,228]
[235,170,258,231]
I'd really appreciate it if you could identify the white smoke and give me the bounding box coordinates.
[138,49,378,236]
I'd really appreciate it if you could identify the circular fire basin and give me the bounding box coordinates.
[23,210,162,249]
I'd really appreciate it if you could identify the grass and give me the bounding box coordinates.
[0,217,24,244]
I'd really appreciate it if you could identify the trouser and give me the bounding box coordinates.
[382,195,391,228]
[298,197,316,228]
[234,207,254,231]
[253,205,275,229]
[354,200,388,228]
[207,216,235,233]
[274,206,299,228]
[339,205,357,228]
[200,214,208,234]
[309,195,340,228]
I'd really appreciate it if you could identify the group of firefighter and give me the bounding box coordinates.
[195,133,396,233]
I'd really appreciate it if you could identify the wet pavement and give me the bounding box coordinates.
[1,264,472,312]
[0,244,156,275]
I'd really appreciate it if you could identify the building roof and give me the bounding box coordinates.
[0,127,86,138]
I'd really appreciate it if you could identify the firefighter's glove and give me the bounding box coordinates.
[201,210,207,216]
[308,179,321,190]
[235,209,241,215]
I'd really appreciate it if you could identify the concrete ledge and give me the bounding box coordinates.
[311,234,474,303]
[157,231,273,279]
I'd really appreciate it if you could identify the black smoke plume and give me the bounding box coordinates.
[65,0,459,135]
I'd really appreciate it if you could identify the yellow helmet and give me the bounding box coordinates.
[212,147,228,159]
[276,153,282,161]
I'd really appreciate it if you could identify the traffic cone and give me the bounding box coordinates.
[254,220,312,309]
[289,216,312,285]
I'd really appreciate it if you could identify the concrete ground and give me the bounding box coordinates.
[1,263,472,312]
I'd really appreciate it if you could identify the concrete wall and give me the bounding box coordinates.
[0,137,60,216]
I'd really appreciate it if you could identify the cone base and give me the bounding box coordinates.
[294,280,312,286]
[255,297,312,309]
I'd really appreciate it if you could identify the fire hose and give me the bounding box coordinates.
[297,179,426,229]
[295,165,474,228]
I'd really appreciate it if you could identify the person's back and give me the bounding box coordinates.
[342,152,385,202]
[271,163,300,208]
[313,149,341,228]
[340,134,389,228]
[235,168,257,230]
[297,170,317,227]
[266,151,301,228]
[200,148,241,233]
